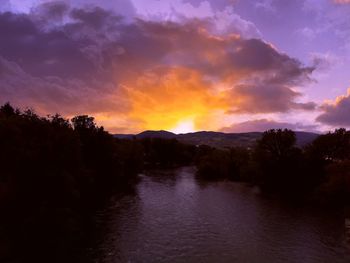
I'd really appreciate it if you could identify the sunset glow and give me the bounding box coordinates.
[121,67,230,132]
[170,119,196,134]
[2,1,350,262]
[1,0,350,133]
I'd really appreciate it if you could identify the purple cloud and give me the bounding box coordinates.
[317,89,350,127]
[221,119,319,133]
[0,2,316,132]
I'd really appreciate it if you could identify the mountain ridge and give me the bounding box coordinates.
[114,130,319,148]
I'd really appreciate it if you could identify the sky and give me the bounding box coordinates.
[0,0,350,134]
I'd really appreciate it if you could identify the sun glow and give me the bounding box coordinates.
[121,67,230,133]
[170,119,196,134]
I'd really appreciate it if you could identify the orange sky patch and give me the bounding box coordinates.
[120,67,230,133]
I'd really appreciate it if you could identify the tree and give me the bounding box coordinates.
[71,115,96,131]
[305,129,350,205]
[0,103,145,262]
[49,114,71,129]
[0,102,16,117]
[253,129,304,194]
[306,128,350,162]
[255,129,296,160]
[318,161,350,204]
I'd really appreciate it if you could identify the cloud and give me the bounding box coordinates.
[0,6,129,117]
[121,67,228,130]
[333,0,350,4]
[7,0,136,18]
[0,56,127,116]
[213,7,261,38]
[296,27,316,40]
[183,0,236,11]
[230,83,316,114]
[316,89,350,126]
[131,1,260,39]
[0,2,315,132]
[255,0,276,12]
[0,0,11,12]
[221,119,319,133]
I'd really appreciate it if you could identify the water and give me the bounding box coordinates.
[92,167,350,263]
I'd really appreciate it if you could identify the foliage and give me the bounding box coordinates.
[141,137,196,168]
[1,102,350,261]
[0,103,195,262]
[195,128,350,204]
[196,146,251,181]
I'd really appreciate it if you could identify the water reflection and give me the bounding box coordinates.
[346,217,350,250]
[93,167,349,263]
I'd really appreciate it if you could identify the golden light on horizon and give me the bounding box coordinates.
[120,67,230,132]
[169,118,196,134]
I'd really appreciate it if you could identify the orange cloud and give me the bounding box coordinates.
[108,22,315,133]
[120,67,229,132]
[0,7,315,134]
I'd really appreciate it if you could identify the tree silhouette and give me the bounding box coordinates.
[0,102,16,117]
[0,104,145,262]
[306,128,350,162]
[72,115,96,131]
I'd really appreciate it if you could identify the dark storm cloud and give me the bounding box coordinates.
[0,1,315,124]
[316,90,350,126]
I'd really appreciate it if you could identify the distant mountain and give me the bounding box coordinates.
[177,131,262,148]
[293,131,320,147]
[137,130,177,139]
[114,130,319,148]
[114,130,177,140]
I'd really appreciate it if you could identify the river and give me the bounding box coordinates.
[91,166,350,263]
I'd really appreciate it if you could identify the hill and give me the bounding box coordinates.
[114,130,319,148]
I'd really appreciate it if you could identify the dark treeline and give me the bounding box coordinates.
[1,103,349,261]
[196,128,350,206]
[0,103,194,263]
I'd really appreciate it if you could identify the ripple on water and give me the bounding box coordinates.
[94,167,350,263]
